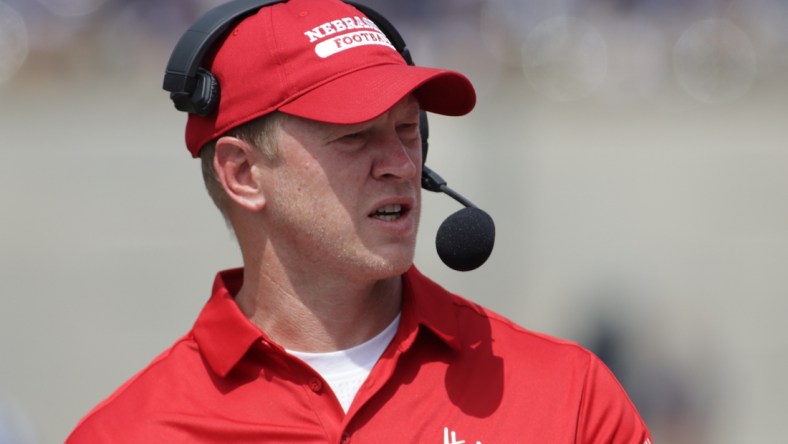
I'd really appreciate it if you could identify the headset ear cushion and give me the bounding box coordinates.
[192,68,221,116]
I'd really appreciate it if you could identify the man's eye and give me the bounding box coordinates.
[338,131,367,143]
[398,123,419,133]
[398,123,420,140]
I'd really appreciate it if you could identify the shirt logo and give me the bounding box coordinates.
[443,427,482,444]
[303,16,395,58]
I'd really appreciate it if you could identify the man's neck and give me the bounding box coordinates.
[234,266,403,353]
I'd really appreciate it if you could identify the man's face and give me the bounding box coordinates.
[258,95,423,280]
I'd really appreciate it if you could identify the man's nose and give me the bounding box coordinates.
[371,130,421,180]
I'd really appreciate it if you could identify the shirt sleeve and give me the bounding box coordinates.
[576,354,653,444]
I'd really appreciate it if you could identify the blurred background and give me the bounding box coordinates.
[1,0,787,442]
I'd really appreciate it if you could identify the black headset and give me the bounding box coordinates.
[162,0,432,164]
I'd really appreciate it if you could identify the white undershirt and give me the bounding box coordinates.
[287,313,401,413]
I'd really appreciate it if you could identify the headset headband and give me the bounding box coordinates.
[163,0,284,113]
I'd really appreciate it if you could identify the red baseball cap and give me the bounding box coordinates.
[184,0,476,156]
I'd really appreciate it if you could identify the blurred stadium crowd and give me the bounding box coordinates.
[3,0,788,102]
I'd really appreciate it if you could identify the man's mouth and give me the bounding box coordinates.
[370,204,406,221]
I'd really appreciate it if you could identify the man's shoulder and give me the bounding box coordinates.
[67,334,200,443]
[435,289,652,443]
[407,267,595,367]
[448,291,595,365]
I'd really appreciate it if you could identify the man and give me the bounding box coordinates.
[69,0,653,442]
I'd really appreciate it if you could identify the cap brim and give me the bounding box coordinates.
[278,64,476,124]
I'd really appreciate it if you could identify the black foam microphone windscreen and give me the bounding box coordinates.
[435,207,496,271]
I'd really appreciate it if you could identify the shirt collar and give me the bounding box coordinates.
[192,268,264,378]
[192,266,462,378]
[400,266,462,352]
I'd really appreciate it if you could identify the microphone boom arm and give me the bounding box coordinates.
[421,166,477,209]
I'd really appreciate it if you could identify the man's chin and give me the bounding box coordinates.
[356,251,415,281]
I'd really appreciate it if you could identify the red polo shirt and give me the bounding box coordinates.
[68,267,652,443]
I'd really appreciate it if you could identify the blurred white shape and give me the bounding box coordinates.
[595,18,667,104]
[0,1,28,84]
[522,16,608,102]
[673,18,757,104]
[35,0,105,17]
[480,0,571,65]
[0,399,35,444]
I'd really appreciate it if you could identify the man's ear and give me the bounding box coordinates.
[213,136,266,212]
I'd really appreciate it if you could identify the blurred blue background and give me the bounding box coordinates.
[2,0,787,442]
